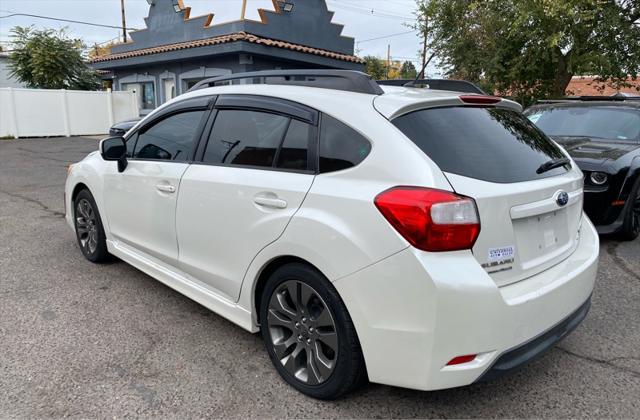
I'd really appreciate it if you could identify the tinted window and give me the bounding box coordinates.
[203,110,289,167]
[133,111,205,161]
[526,106,640,142]
[393,107,568,183]
[277,119,312,171]
[319,115,371,173]
[126,133,137,158]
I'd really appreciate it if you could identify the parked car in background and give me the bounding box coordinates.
[525,97,640,240]
[65,70,598,399]
[109,118,141,137]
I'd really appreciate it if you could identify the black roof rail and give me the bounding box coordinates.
[377,79,487,95]
[536,94,640,104]
[188,70,385,95]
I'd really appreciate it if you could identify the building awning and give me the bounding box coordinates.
[91,31,364,64]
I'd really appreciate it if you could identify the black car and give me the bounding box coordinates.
[109,118,141,137]
[524,97,640,240]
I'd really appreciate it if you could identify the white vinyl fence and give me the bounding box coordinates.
[0,88,139,138]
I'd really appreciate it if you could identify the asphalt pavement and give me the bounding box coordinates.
[1,137,638,418]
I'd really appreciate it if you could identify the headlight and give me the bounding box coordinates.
[590,171,608,185]
[66,164,75,176]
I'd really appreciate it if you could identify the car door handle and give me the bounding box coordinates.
[156,184,176,193]
[254,196,287,209]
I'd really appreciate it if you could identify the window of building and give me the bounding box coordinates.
[123,81,156,110]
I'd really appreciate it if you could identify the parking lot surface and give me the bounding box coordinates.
[1,137,639,418]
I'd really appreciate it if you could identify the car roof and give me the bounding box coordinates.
[171,83,522,121]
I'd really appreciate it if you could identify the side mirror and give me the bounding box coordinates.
[100,136,128,172]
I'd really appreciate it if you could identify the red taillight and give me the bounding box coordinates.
[459,95,501,105]
[446,354,477,366]
[374,187,480,252]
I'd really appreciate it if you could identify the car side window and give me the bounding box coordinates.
[319,114,371,173]
[125,133,137,158]
[203,109,290,168]
[132,111,206,162]
[276,119,313,171]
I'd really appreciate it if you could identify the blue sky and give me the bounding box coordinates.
[0,0,439,75]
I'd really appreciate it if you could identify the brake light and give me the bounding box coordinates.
[459,95,501,105]
[374,187,480,252]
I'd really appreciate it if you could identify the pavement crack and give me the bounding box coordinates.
[605,241,640,281]
[0,188,64,218]
[556,346,640,377]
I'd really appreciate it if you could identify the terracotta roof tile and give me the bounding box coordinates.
[91,32,364,64]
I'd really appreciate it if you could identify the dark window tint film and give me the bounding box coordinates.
[393,107,568,183]
[125,133,137,158]
[133,111,205,161]
[204,110,289,168]
[319,115,371,173]
[277,119,312,171]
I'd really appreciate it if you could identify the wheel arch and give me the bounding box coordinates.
[252,255,323,326]
[71,182,90,203]
[67,176,110,237]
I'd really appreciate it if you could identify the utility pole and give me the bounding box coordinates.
[120,0,127,43]
[240,0,248,20]
[386,44,391,79]
[420,37,427,78]
[419,14,428,79]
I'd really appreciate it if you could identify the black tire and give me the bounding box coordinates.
[259,263,367,400]
[618,177,640,241]
[73,189,110,263]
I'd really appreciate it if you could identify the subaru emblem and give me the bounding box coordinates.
[556,191,569,207]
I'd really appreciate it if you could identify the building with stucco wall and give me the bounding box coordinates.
[91,0,364,115]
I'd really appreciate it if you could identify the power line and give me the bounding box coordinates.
[336,0,416,18]
[0,11,138,31]
[339,0,416,15]
[357,29,417,44]
[326,1,416,21]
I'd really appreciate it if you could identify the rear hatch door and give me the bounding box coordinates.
[392,104,584,286]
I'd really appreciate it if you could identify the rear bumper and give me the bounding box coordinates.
[475,295,591,383]
[334,216,599,391]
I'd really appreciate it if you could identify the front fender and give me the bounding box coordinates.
[617,156,640,200]
[65,154,109,234]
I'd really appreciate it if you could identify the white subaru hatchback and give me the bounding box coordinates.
[65,70,599,399]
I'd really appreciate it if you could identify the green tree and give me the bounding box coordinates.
[8,26,101,90]
[419,0,640,103]
[364,55,387,80]
[400,61,418,79]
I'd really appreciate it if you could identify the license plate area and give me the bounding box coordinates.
[513,209,572,271]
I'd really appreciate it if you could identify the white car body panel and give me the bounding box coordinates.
[445,170,585,286]
[65,82,599,391]
[334,216,598,391]
[104,160,189,266]
[176,165,315,301]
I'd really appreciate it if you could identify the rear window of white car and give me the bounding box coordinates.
[392,107,569,183]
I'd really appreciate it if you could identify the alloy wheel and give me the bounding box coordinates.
[76,198,98,255]
[266,280,338,385]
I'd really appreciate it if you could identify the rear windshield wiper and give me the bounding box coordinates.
[536,157,571,174]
